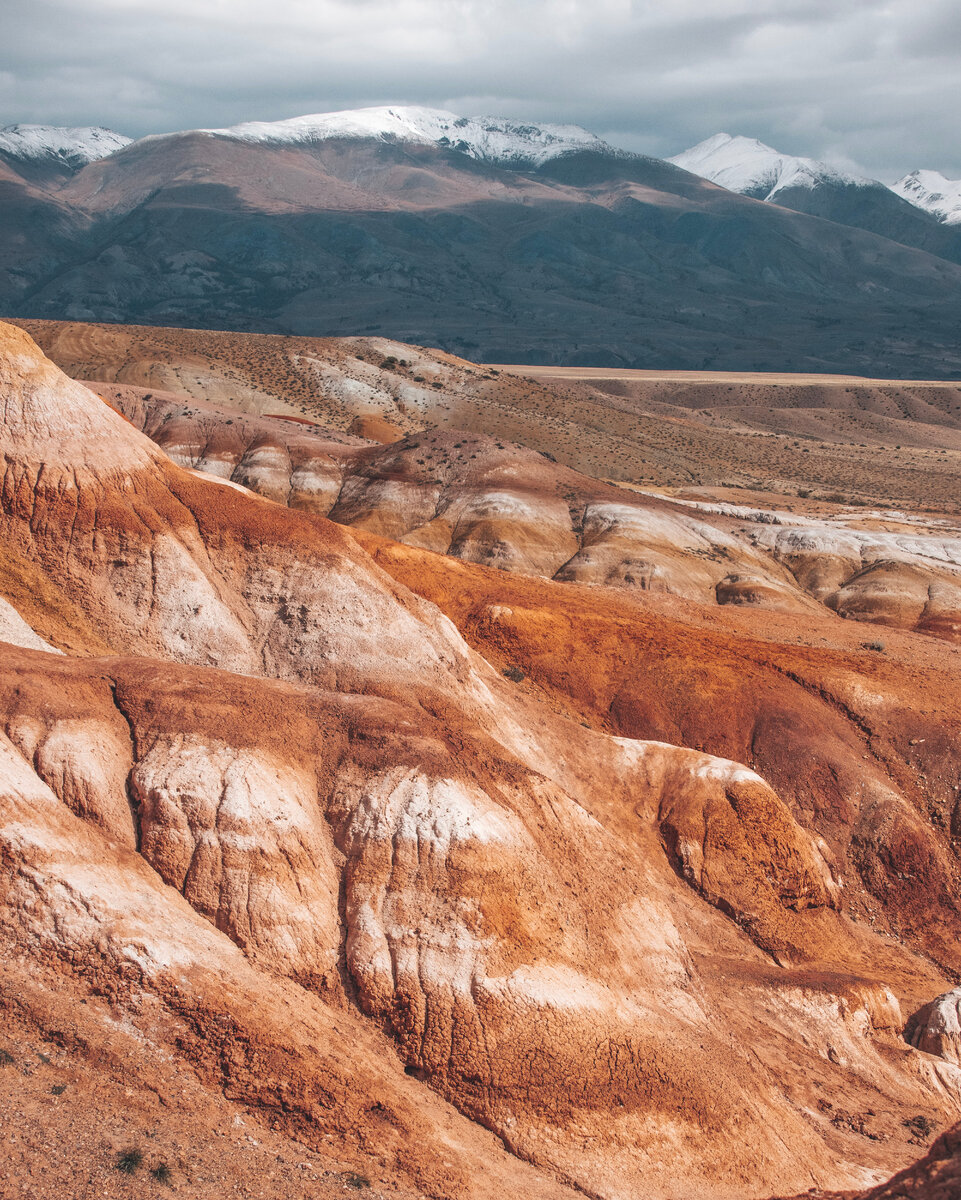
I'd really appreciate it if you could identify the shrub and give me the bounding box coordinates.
[0,1048,14,1067]
[344,1172,370,1189]
[503,665,525,683]
[150,1162,172,1184]
[863,641,886,653]
[903,1114,937,1139]
[115,1148,143,1174]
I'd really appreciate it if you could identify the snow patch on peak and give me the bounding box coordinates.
[890,169,961,226]
[201,105,614,166]
[0,124,131,168]
[669,132,872,200]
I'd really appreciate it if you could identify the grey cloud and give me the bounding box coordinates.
[2,0,960,179]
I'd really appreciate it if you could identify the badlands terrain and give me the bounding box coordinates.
[2,318,961,1199]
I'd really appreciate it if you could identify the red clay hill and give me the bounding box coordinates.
[1,321,960,1199]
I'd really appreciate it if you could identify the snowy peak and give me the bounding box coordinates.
[891,169,961,226]
[200,105,615,166]
[669,132,872,200]
[0,124,131,170]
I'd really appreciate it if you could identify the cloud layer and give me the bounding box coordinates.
[4,0,960,180]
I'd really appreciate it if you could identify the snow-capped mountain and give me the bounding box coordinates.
[0,124,131,169]
[891,170,961,226]
[666,131,961,264]
[669,132,872,200]
[199,105,615,167]
[670,132,961,241]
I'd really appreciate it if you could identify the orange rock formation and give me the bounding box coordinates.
[1,322,959,1199]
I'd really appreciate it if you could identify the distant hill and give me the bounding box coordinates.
[4,106,961,376]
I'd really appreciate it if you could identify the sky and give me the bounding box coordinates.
[3,0,960,181]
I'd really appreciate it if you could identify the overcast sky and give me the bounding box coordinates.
[3,0,960,180]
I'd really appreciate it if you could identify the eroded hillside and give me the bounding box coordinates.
[1,322,960,1198]
[74,374,961,645]
[16,318,961,509]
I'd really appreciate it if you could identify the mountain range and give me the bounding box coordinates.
[669,131,961,223]
[3,107,961,375]
[669,132,961,261]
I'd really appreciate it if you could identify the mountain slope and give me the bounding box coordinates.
[892,169,961,226]
[670,133,961,263]
[4,108,961,374]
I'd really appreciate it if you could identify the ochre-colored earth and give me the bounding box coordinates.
[1,320,960,1199]
[14,318,961,509]
[74,374,961,645]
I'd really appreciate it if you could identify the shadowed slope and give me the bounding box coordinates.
[6,129,961,375]
[774,1122,961,1199]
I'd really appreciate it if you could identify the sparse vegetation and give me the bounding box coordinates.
[150,1162,173,1184]
[903,1114,937,1139]
[863,641,886,653]
[344,1172,371,1189]
[0,1048,14,1066]
[115,1147,144,1174]
[503,665,525,683]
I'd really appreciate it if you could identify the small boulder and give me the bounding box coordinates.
[910,987,961,1065]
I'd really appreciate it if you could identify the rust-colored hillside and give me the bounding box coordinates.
[2,321,960,1199]
[15,318,961,508]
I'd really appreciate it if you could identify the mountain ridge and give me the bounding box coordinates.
[5,108,961,376]
[197,104,618,166]
[669,131,872,200]
[892,168,961,225]
[5,107,959,225]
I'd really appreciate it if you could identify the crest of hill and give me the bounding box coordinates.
[197,104,616,166]
[669,132,871,200]
[16,318,961,514]
[892,169,961,226]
